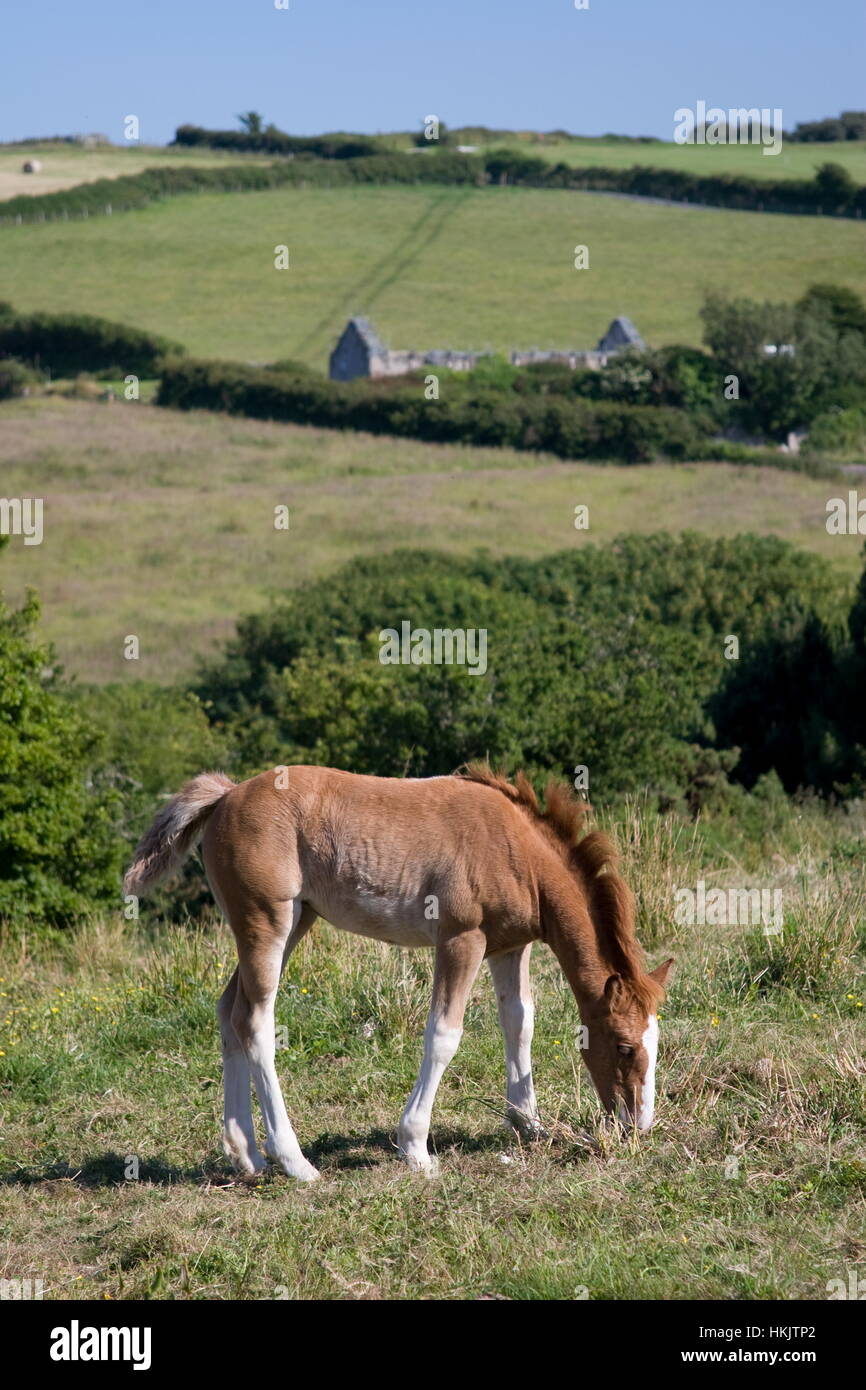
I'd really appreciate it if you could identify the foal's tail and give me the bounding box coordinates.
[123,772,235,896]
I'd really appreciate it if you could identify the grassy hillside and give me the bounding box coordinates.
[1,396,861,685]
[1,795,863,1300]
[2,185,864,367]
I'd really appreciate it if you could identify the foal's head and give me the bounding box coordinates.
[583,958,674,1133]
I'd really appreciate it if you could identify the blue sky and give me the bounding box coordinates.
[2,0,863,145]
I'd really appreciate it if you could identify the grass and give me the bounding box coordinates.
[2,185,865,366]
[0,798,862,1300]
[1,395,862,684]
[486,136,866,184]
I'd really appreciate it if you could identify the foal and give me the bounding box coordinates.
[124,764,672,1180]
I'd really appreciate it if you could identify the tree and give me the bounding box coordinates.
[237,112,264,136]
[814,161,857,205]
[796,283,866,340]
[700,290,866,436]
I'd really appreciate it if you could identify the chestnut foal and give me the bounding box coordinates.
[124,764,672,1180]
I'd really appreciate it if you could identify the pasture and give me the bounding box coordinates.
[1,126,865,1309]
[1,796,863,1300]
[1,395,862,685]
[492,136,866,184]
[2,184,865,366]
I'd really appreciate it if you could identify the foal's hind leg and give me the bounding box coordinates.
[398,929,486,1173]
[488,945,544,1139]
[230,901,319,1182]
[217,966,265,1176]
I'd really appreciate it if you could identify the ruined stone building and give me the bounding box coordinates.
[328,315,645,381]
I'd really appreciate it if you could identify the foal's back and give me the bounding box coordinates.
[201,765,546,950]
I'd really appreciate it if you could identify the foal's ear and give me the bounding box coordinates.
[603,973,627,1010]
[648,957,675,990]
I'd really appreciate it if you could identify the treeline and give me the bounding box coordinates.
[4,532,865,925]
[788,110,866,142]
[172,123,382,159]
[2,150,864,227]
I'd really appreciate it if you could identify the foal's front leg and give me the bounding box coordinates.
[488,944,544,1139]
[398,930,486,1173]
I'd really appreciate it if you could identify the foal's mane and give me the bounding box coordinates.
[457,763,662,1012]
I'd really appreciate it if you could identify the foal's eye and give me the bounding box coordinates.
[617,1044,634,1057]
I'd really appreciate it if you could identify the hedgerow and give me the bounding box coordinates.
[0,309,184,376]
[155,357,710,463]
[1,151,862,225]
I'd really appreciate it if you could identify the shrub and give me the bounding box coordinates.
[0,357,40,399]
[805,407,866,456]
[0,581,123,925]
[0,309,184,376]
[193,534,848,799]
[156,357,711,463]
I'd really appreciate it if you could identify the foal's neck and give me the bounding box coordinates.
[539,861,611,1013]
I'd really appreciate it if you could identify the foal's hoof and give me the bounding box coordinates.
[267,1153,320,1182]
[506,1112,548,1142]
[292,1159,321,1183]
[224,1140,268,1179]
[401,1151,440,1177]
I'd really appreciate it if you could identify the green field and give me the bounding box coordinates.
[1,395,861,685]
[3,184,865,368]
[492,136,866,184]
[1,795,863,1300]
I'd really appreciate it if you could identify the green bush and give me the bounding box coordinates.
[156,357,710,463]
[806,407,866,456]
[0,578,123,925]
[68,683,231,921]
[194,535,849,800]
[0,308,184,376]
[0,356,40,399]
